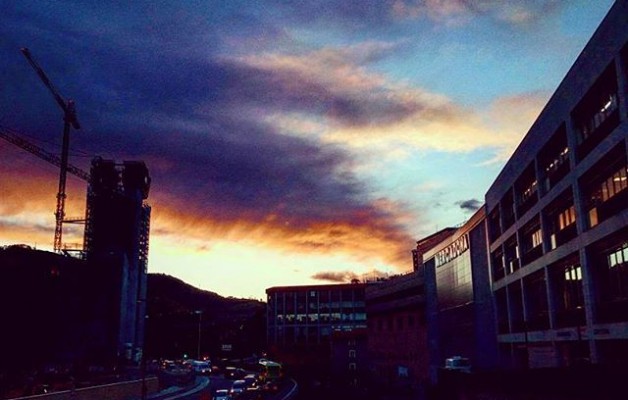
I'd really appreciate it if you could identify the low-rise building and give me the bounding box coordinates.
[266,282,367,379]
[365,271,427,392]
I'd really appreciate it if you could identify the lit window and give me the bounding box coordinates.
[565,265,582,281]
[522,180,538,202]
[558,205,576,230]
[580,93,618,140]
[599,166,628,202]
[532,229,543,248]
[546,147,569,173]
[608,242,628,268]
[588,208,599,227]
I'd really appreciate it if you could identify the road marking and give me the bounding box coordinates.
[162,377,210,400]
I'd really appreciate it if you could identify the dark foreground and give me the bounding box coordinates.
[295,364,628,400]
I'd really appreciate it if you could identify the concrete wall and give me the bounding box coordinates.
[10,378,159,400]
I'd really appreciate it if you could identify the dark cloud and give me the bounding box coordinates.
[0,0,416,260]
[456,199,482,213]
[311,271,359,283]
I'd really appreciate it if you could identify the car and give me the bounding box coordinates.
[229,380,247,397]
[213,389,230,400]
[224,366,246,380]
[260,379,280,393]
[191,360,212,375]
[242,374,258,390]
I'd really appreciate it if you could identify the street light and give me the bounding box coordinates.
[194,310,203,360]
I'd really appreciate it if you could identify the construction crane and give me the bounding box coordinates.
[20,47,81,253]
[0,126,89,254]
[0,126,89,182]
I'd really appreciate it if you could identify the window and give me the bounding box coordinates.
[572,63,620,160]
[558,205,576,230]
[600,166,628,202]
[606,242,628,303]
[545,147,569,175]
[522,180,538,204]
[524,270,549,330]
[532,229,543,248]
[596,240,628,323]
[349,363,357,370]
[580,144,628,227]
[579,93,618,142]
[349,349,356,358]
[516,164,538,215]
[539,124,570,192]
[551,259,584,328]
[608,242,628,269]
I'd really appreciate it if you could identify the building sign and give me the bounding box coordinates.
[435,234,469,268]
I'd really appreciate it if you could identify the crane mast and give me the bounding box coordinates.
[20,48,81,253]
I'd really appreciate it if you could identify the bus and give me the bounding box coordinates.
[258,360,283,383]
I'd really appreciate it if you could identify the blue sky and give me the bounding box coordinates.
[0,0,616,299]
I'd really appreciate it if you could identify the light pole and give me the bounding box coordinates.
[195,310,203,360]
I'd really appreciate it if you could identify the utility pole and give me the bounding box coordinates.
[195,310,203,360]
[20,48,80,253]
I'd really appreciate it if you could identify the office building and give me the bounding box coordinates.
[423,208,499,381]
[266,283,367,377]
[484,1,628,369]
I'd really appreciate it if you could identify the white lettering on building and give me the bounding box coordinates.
[435,234,469,268]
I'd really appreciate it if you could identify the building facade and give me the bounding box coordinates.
[266,283,367,378]
[365,271,428,391]
[84,157,152,364]
[484,1,628,369]
[423,208,499,381]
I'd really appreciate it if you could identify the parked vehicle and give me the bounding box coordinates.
[444,356,471,373]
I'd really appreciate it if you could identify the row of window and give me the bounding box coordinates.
[272,313,367,324]
[488,57,625,243]
[491,155,628,282]
[496,239,628,334]
[370,313,422,332]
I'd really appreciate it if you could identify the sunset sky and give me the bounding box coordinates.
[0,0,615,300]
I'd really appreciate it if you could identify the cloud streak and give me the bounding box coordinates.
[0,0,605,286]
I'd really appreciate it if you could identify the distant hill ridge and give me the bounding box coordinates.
[147,273,265,320]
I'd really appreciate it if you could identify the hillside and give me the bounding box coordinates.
[145,273,267,360]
